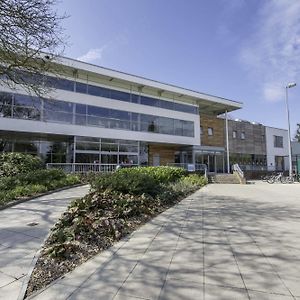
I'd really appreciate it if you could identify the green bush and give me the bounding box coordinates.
[0,153,43,177]
[91,171,159,197]
[117,166,187,184]
[181,174,208,187]
[0,169,81,206]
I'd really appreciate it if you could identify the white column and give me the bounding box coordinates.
[225,110,230,173]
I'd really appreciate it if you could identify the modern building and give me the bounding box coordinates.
[292,141,300,175]
[265,126,289,171]
[0,56,242,170]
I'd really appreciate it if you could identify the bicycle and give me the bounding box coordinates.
[267,172,283,184]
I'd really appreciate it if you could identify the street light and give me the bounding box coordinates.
[285,82,296,177]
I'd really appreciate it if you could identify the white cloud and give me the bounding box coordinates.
[77,47,106,63]
[239,0,300,102]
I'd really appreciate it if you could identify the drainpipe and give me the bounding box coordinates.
[225,110,230,173]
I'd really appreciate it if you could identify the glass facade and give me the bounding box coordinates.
[19,72,199,114]
[74,136,143,165]
[0,92,195,137]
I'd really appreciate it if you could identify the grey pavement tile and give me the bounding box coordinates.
[128,261,168,281]
[158,278,204,300]
[204,270,245,289]
[242,271,291,296]
[116,278,164,300]
[204,284,249,300]
[31,283,75,300]
[281,278,300,297]
[248,290,294,299]
[67,287,115,300]
[0,253,33,279]
[0,278,23,300]
[114,293,149,300]
[0,271,16,288]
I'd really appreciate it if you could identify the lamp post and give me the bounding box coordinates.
[285,82,296,177]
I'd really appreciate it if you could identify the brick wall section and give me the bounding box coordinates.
[148,144,180,165]
[228,120,266,155]
[200,114,225,147]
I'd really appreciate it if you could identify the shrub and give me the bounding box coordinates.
[181,174,208,187]
[90,171,159,197]
[117,166,187,184]
[0,152,43,177]
[0,169,80,206]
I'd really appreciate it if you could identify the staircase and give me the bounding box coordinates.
[208,173,242,184]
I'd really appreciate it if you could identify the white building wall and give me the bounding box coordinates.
[265,126,289,171]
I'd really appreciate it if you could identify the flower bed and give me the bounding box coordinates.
[26,167,207,296]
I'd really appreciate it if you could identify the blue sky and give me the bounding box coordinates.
[56,0,300,136]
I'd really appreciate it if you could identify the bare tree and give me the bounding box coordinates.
[0,0,67,95]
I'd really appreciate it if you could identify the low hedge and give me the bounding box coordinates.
[0,169,80,206]
[0,152,43,177]
[90,166,188,196]
[117,166,187,184]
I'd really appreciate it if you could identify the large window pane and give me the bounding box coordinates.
[110,110,130,120]
[88,85,110,98]
[159,117,174,135]
[87,105,109,117]
[131,94,140,103]
[44,99,73,113]
[160,100,174,110]
[44,110,73,124]
[0,93,12,117]
[75,82,87,94]
[76,104,86,114]
[110,90,130,102]
[141,96,159,107]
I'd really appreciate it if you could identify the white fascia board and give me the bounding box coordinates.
[57,56,243,109]
[0,118,200,146]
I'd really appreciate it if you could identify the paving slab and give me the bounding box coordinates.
[29,182,300,300]
[0,185,90,300]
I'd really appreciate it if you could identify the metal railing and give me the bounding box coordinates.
[46,163,137,173]
[232,163,244,178]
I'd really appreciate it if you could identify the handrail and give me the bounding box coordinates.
[232,163,244,178]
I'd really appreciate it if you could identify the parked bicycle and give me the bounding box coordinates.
[267,172,283,184]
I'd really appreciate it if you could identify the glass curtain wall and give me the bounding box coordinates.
[0,92,195,137]
[74,136,146,165]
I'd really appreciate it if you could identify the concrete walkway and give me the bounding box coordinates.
[0,185,90,300]
[28,182,300,300]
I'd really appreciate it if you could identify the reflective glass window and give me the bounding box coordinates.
[75,104,86,114]
[88,85,110,98]
[49,77,74,91]
[160,100,174,110]
[159,117,174,135]
[0,93,13,117]
[131,94,140,103]
[87,106,109,117]
[110,90,130,102]
[140,96,159,107]
[75,82,87,94]
[44,99,73,113]
[110,110,130,120]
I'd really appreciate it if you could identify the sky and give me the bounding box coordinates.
[56,0,300,137]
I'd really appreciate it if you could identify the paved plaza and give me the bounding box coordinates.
[0,185,90,300]
[26,182,300,300]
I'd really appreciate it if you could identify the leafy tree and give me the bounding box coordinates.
[295,123,300,142]
[0,0,67,95]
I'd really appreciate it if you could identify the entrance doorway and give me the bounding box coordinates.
[195,152,224,173]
